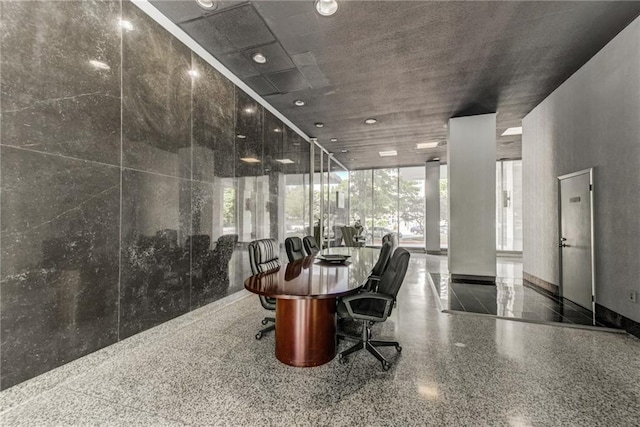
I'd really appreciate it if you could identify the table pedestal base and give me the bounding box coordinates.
[275,298,337,367]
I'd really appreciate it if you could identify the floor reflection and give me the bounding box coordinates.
[429,257,612,328]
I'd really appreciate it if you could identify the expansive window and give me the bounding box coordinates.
[349,170,373,243]
[345,161,521,252]
[372,169,398,245]
[348,167,425,247]
[399,167,426,248]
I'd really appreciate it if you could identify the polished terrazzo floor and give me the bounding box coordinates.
[1,254,639,426]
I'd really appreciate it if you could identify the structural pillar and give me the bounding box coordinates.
[425,161,441,253]
[447,114,496,283]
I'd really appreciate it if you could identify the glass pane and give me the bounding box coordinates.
[349,170,373,244]
[440,164,448,249]
[372,169,398,246]
[496,160,523,251]
[330,162,349,247]
[398,167,425,248]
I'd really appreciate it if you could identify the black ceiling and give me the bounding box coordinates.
[149,0,640,170]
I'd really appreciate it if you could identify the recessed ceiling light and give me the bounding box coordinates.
[240,157,260,163]
[315,0,338,16]
[196,0,217,10]
[243,107,255,114]
[236,134,246,139]
[315,122,324,128]
[330,138,338,142]
[379,150,397,157]
[341,149,348,153]
[294,99,305,107]
[364,118,377,125]
[416,141,439,149]
[501,127,523,136]
[275,159,295,164]
[89,60,110,70]
[349,158,355,161]
[252,52,267,64]
[273,128,282,133]
[187,69,199,78]
[118,19,134,32]
[292,142,301,146]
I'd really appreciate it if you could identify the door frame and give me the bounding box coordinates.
[557,168,596,312]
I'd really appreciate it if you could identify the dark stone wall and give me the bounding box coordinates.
[0,0,310,389]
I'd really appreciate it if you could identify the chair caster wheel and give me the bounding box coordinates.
[261,319,269,325]
[338,354,348,365]
[382,361,391,371]
[255,332,263,340]
[395,345,402,353]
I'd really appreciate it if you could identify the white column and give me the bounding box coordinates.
[425,161,441,253]
[447,114,496,282]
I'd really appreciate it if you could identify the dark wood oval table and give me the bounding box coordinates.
[244,247,378,367]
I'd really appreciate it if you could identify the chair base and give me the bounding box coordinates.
[255,316,275,340]
[337,322,402,370]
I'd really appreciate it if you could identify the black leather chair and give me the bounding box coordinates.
[285,236,305,262]
[248,239,281,340]
[381,233,399,255]
[336,248,411,370]
[302,236,320,256]
[364,241,393,291]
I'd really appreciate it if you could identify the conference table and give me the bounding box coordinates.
[244,247,378,367]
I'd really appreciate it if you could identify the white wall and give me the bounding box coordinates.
[523,18,640,322]
[448,114,497,278]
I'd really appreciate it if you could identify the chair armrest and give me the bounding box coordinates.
[365,275,381,291]
[342,292,395,323]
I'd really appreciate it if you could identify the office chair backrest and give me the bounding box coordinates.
[381,233,399,255]
[341,226,357,247]
[285,236,305,262]
[376,248,410,298]
[303,236,320,256]
[371,242,393,277]
[248,239,281,275]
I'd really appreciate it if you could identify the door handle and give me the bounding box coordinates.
[559,237,570,248]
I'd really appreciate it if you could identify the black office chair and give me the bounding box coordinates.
[303,236,320,256]
[248,239,281,340]
[285,236,305,262]
[381,233,399,255]
[336,248,411,370]
[364,241,393,291]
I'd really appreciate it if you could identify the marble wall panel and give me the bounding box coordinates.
[122,1,192,179]
[192,54,235,181]
[263,110,284,174]
[191,182,238,308]
[0,147,120,389]
[0,0,121,165]
[119,169,191,339]
[0,0,313,390]
[235,90,264,178]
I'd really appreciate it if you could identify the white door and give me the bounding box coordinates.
[558,169,595,311]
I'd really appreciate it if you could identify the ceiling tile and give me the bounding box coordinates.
[265,69,311,94]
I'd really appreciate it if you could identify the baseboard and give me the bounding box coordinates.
[595,304,640,339]
[523,272,559,295]
[451,274,496,285]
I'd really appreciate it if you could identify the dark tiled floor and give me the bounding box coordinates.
[431,272,610,327]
